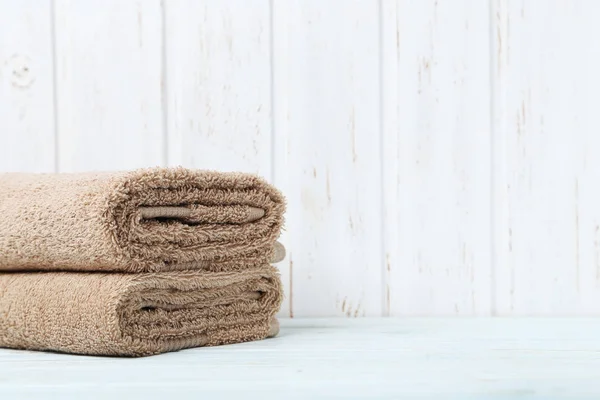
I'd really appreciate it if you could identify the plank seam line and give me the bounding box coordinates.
[50,0,60,173]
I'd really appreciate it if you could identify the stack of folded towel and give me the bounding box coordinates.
[0,167,285,356]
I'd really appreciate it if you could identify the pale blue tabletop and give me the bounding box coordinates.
[2,318,600,399]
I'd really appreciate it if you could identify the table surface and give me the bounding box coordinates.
[2,318,600,399]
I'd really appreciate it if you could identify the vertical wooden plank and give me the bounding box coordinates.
[277,0,382,317]
[271,0,291,317]
[165,0,272,178]
[0,1,55,172]
[165,0,281,311]
[381,0,399,317]
[165,0,283,313]
[492,0,600,315]
[54,0,164,172]
[386,0,492,315]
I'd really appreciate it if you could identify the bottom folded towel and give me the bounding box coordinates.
[0,267,282,356]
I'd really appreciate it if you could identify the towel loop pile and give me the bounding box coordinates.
[0,167,285,356]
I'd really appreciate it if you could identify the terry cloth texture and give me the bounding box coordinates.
[0,167,285,273]
[0,266,283,356]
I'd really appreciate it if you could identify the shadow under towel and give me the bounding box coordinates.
[0,167,285,272]
[0,266,282,356]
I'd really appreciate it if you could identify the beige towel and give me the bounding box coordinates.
[0,167,286,356]
[0,266,282,356]
[0,167,285,272]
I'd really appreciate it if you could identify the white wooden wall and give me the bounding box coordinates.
[1,0,599,317]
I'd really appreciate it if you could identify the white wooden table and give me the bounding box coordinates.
[2,318,600,399]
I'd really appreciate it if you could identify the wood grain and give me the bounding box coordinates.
[0,0,55,172]
[271,0,291,317]
[3,0,600,317]
[275,0,383,317]
[54,0,164,171]
[492,0,600,315]
[164,0,272,177]
[385,0,492,315]
[164,0,283,313]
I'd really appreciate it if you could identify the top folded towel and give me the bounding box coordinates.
[0,167,285,272]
